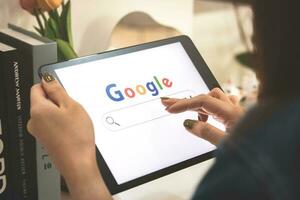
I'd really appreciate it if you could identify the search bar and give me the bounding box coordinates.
[102,90,195,132]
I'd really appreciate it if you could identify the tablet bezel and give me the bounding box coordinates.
[39,35,220,194]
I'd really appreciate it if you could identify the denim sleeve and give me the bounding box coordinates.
[191,144,268,200]
[192,97,300,200]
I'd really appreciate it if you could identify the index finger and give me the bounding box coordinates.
[160,97,181,107]
[166,94,230,116]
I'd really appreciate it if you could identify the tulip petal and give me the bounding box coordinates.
[37,0,50,11]
[46,0,62,10]
[19,0,39,12]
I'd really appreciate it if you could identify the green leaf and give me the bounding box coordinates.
[56,39,78,61]
[49,9,61,31]
[49,17,61,38]
[60,0,73,47]
[34,10,45,36]
[49,9,60,26]
[44,19,56,40]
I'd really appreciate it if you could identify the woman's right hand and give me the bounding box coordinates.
[161,88,245,145]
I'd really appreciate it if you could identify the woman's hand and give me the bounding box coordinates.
[27,74,112,200]
[161,88,245,145]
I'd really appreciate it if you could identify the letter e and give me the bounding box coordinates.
[162,78,173,88]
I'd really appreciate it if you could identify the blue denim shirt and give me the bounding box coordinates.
[192,96,300,200]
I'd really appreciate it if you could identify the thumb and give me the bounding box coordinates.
[183,119,226,145]
[41,73,70,107]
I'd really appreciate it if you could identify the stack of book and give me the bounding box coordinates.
[0,24,60,200]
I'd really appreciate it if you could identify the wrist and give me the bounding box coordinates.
[63,156,112,200]
[61,151,97,177]
[63,154,98,180]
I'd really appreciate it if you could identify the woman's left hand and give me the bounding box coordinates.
[161,88,245,145]
[27,74,112,200]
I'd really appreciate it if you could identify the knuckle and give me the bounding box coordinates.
[211,88,221,94]
[198,94,209,102]
[26,120,32,131]
[230,95,238,100]
[27,119,36,135]
[215,87,223,93]
[66,100,83,112]
[197,94,206,100]
[202,122,210,133]
[48,84,61,96]
[30,106,42,118]
[31,84,39,91]
[230,105,240,114]
[30,104,50,120]
[211,88,220,93]
[30,84,40,95]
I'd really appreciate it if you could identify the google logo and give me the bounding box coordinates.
[106,76,173,102]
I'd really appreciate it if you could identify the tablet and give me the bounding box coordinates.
[39,36,225,194]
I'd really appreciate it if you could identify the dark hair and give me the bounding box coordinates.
[252,0,300,99]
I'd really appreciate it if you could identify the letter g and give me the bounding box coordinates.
[0,158,6,194]
[106,84,125,102]
[0,175,6,194]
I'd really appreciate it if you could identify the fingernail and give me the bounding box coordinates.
[165,106,171,111]
[183,119,197,129]
[43,73,55,82]
[160,97,170,100]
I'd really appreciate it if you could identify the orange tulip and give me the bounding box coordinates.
[37,0,63,11]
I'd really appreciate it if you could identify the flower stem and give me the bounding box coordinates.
[39,9,48,25]
[34,9,45,36]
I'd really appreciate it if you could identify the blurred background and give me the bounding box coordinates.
[0,0,256,94]
[0,0,257,199]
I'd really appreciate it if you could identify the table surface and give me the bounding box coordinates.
[61,159,214,200]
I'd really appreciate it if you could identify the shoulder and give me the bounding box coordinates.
[193,96,300,200]
[224,96,300,199]
[230,96,300,157]
[232,96,300,140]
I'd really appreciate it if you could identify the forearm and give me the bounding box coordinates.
[63,157,112,200]
[27,79,113,200]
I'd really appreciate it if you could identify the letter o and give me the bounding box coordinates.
[136,85,146,95]
[124,88,136,98]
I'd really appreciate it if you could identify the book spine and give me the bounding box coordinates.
[18,52,38,200]
[0,53,10,199]
[0,50,25,199]
[1,49,38,200]
[0,30,60,200]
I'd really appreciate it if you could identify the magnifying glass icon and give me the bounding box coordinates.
[106,116,120,126]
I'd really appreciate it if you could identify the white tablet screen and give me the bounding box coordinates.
[55,42,224,184]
